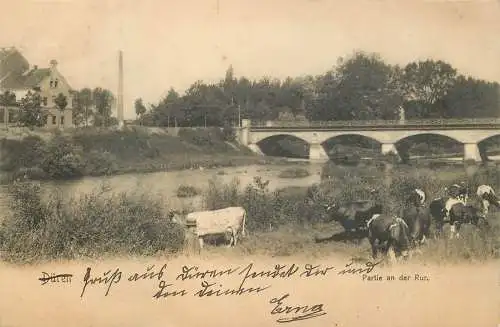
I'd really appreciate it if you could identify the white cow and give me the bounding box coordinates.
[185,206,247,249]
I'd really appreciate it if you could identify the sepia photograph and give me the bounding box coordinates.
[0,0,499,326]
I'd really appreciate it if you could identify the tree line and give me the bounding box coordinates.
[0,87,117,129]
[135,51,500,127]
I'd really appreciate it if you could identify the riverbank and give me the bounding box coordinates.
[1,162,498,265]
[0,126,300,182]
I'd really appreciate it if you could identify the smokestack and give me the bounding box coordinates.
[117,50,124,128]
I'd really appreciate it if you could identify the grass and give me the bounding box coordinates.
[0,161,499,264]
[176,185,201,198]
[0,182,185,263]
[278,167,311,179]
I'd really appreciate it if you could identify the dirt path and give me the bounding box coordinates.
[0,253,498,327]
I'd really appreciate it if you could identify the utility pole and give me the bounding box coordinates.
[238,103,241,127]
[117,50,124,129]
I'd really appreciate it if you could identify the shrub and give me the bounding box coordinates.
[83,150,119,176]
[40,135,85,179]
[176,185,201,198]
[0,135,45,171]
[222,125,236,142]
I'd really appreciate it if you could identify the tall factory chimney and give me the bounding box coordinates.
[117,50,124,128]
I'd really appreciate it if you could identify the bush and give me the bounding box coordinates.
[0,182,185,263]
[278,167,310,179]
[222,125,236,142]
[0,135,45,171]
[40,135,85,179]
[83,150,119,176]
[176,185,201,198]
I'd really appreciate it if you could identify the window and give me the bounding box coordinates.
[42,97,48,106]
[52,116,56,125]
[54,79,59,88]
[60,116,65,126]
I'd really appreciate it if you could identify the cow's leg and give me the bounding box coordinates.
[387,245,397,264]
[369,237,378,259]
[449,222,457,239]
[454,222,461,239]
[482,200,490,216]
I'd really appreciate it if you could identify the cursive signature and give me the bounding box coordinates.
[269,293,326,323]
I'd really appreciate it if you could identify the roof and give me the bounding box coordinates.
[0,68,50,90]
[23,68,51,87]
[0,47,72,92]
[0,47,18,62]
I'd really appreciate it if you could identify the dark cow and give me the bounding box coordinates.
[401,205,431,246]
[323,200,383,234]
[366,213,412,261]
[406,188,426,207]
[429,197,487,239]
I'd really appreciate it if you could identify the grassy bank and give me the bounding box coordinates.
[1,161,499,264]
[0,126,292,181]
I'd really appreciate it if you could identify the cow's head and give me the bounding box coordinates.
[389,218,411,253]
[322,202,337,213]
[167,209,183,224]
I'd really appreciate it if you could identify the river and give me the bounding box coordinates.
[1,154,498,214]
[7,163,324,212]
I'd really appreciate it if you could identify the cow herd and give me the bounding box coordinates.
[167,182,499,261]
[322,183,499,261]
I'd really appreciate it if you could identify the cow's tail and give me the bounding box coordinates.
[241,209,247,237]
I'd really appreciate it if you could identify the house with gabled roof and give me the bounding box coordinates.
[0,47,75,128]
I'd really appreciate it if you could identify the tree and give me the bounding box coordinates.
[306,52,404,121]
[134,98,147,122]
[73,88,94,127]
[54,93,68,128]
[442,76,500,118]
[0,90,17,124]
[18,91,47,130]
[402,60,457,118]
[92,88,114,127]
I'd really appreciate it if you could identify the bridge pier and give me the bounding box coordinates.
[381,143,399,156]
[463,142,482,162]
[309,143,329,162]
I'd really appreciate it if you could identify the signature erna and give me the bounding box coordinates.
[269,293,326,323]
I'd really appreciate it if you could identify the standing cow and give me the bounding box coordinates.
[366,213,412,261]
[476,184,500,216]
[323,200,383,234]
[171,207,247,249]
[401,188,431,246]
[429,198,486,239]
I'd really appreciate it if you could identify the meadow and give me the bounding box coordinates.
[1,159,499,265]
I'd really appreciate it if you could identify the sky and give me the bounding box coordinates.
[1,0,499,119]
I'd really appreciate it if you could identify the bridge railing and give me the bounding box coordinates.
[249,118,500,128]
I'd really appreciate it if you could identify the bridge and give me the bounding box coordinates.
[237,118,500,162]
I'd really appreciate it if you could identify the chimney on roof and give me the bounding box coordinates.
[49,59,58,69]
[33,65,38,70]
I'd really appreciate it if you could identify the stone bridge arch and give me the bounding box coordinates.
[254,134,310,158]
[321,134,382,159]
[394,133,465,163]
[477,133,500,161]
